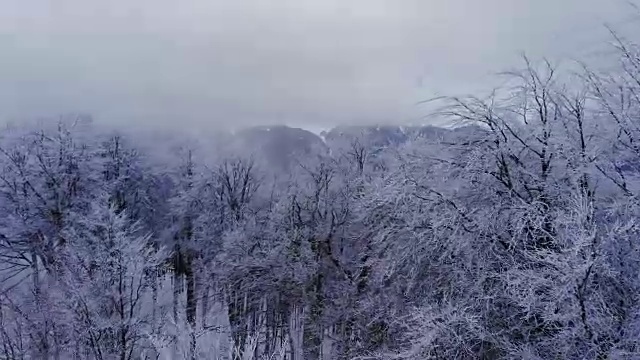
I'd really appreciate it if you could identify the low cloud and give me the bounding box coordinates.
[0,0,631,130]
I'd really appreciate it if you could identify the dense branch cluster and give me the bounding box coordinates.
[3,29,640,360]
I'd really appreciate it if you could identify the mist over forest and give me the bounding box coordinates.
[4,1,640,360]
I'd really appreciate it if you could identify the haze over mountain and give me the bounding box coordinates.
[216,123,482,171]
[0,0,634,130]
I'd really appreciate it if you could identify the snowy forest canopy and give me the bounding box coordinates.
[5,28,640,360]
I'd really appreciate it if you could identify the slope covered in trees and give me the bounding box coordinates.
[4,26,640,360]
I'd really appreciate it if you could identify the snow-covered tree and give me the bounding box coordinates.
[62,192,167,359]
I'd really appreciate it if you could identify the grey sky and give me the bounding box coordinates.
[0,0,634,131]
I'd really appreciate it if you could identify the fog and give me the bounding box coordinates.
[0,0,633,131]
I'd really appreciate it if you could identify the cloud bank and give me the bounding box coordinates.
[0,0,632,130]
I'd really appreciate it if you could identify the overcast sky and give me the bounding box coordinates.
[0,0,634,131]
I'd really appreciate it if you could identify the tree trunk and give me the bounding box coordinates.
[201,279,211,329]
[288,304,305,360]
[32,251,49,360]
[152,269,158,335]
[228,289,248,360]
[186,264,197,360]
[321,326,335,360]
[172,270,180,359]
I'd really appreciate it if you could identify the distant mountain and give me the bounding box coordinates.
[225,124,485,170]
[322,125,408,148]
[321,124,463,147]
[233,125,328,170]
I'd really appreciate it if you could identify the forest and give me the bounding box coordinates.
[3,22,640,360]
